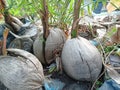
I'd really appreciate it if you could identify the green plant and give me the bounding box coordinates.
[4,0,103,31]
[6,0,42,17]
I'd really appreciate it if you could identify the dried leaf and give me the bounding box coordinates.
[107,0,120,13]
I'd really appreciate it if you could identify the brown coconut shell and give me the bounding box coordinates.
[0,49,44,90]
[62,37,102,81]
[33,28,66,64]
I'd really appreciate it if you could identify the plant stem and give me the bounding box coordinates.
[40,0,49,64]
[0,0,6,11]
[71,0,82,38]
[41,0,49,40]
[2,28,9,56]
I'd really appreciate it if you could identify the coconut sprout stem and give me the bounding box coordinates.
[40,0,49,40]
[2,28,9,55]
[39,0,49,64]
[0,0,6,12]
[71,0,82,38]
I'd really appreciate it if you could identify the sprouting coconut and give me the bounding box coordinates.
[0,28,66,90]
[0,49,45,90]
[33,28,66,64]
[61,0,102,81]
[33,0,67,65]
[0,29,45,90]
[61,37,102,81]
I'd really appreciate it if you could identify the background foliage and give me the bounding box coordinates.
[5,0,108,29]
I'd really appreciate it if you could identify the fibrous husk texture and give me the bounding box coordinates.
[18,23,38,39]
[9,38,33,52]
[62,37,102,81]
[0,49,44,90]
[33,32,45,64]
[33,28,66,64]
[45,28,66,64]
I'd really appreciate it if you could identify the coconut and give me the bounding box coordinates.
[9,37,33,52]
[33,32,45,64]
[0,49,44,90]
[62,37,102,81]
[33,28,66,64]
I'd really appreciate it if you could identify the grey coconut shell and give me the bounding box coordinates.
[45,28,66,64]
[9,38,33,52]
[33,28,66,64]
[62,37,102,81]
[33,32,45,64]
[0,49,44,90]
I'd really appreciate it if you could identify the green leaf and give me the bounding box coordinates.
[71,29,77,38]
[87,5,92,16]
[104,46,114,53]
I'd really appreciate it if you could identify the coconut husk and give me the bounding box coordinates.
[62,37,102,81]
[15,23,39,39]
[33,32,45,64]
[45,28,66,64]
[0,48,44,90]
[33,28,66,64]
[9,37,33,52]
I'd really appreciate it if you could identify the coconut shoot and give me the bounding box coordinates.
[71,0,82,38]
[39,0,49,64]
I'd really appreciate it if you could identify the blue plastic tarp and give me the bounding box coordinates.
[99,79,120,90]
